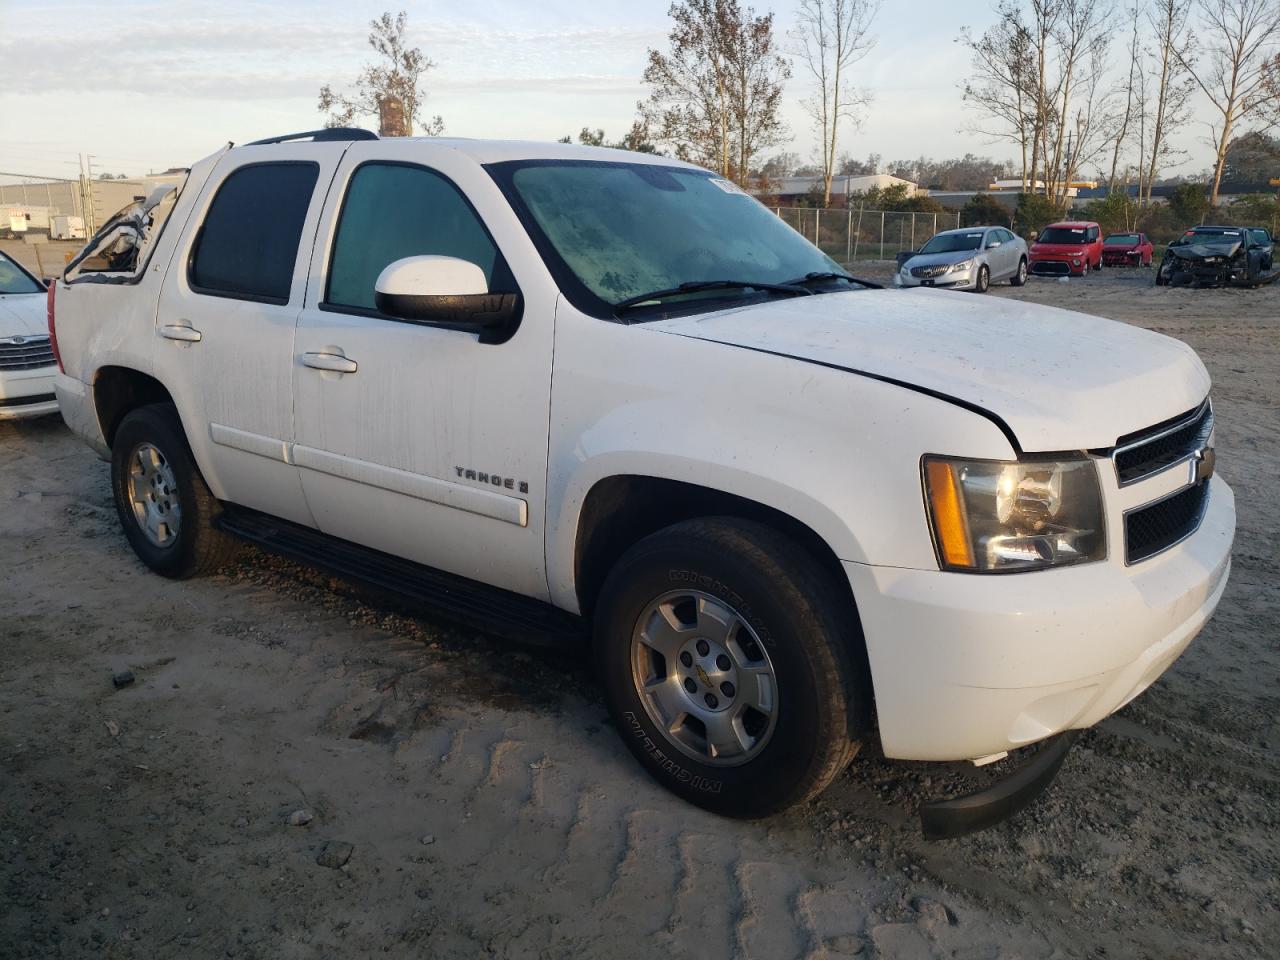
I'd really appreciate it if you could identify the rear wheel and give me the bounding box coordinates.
[111,403,242,579]
[1011,257,1028,286]
[595,518,866,817]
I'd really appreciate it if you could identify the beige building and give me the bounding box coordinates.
[0,171,186,234]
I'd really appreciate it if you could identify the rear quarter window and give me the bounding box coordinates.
[188,162,319,304]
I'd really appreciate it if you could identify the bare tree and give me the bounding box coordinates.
[1040,0,1113,207]
[1177,0,1280,204]
[959,2,1038,188]
[1105,5,1144,192]
[793,0,881,205]
[1139,0,1195,208]
[318,11,443,137]
[641,0,790,183]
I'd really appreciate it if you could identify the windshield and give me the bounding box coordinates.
[1037,227,1089,244]
[492,160,843,313]
[919,231,983,254]
[1105,234,1140,245]
[0,252,43,294]
[1172,229,1242,247]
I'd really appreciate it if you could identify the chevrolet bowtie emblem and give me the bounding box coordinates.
[1194,446,1216,483]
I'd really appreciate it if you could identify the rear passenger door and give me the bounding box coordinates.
[291,141,557,600]
[155,145,346,527]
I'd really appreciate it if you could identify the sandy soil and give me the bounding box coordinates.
[2,268,1277,959]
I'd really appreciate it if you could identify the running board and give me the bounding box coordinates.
[216,505,586,647]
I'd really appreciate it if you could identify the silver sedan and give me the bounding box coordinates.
[894,226,1029,293]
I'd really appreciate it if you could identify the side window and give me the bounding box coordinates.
[999,229,1015,243]
[1087,226,1099,241]
[325,162,509,312]
[189,162,319,304]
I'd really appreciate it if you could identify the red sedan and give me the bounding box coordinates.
[1028,221,1104,277]
[1102,232,1154,267]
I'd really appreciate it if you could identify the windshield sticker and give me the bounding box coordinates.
[708,178,749,196]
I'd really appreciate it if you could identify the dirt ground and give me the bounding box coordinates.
[2,266,1277,959]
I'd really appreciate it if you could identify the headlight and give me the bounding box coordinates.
[947,259,974,274]
[923,456,1106,572]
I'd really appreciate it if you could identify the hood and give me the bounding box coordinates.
[1168,240,1243,261]
[1031,241,1091,256]
[902,250,979,269]
[644,289,1209,452]
[0,293,47,338]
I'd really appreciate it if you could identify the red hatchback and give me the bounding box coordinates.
[1029,221,1103,277]
[1102,231,1154,267]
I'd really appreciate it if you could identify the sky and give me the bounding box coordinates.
[0,0,1221,182]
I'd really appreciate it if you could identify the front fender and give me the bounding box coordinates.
[544,311,1015,612]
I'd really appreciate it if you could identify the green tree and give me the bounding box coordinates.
[960,192,1013,227]
[558,124,660,153]
[1224,193,1280,233]
[1167,183,1210,227]
[1083,192,1139,235]
[1013,192,1060,237]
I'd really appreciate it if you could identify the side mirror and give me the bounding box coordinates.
[374,256,520,344]
[986,240,1002,248]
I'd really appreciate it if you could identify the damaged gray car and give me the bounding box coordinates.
[1155,225,1275,287]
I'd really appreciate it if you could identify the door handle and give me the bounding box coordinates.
[302,351,358,374]
[160,321,202,342]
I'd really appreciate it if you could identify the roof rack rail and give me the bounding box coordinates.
[246,128,378,146]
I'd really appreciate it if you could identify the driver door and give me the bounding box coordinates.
[291,140,557,600]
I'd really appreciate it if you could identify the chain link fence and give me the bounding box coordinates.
[774,206,962,262]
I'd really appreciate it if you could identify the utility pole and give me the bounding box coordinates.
[85,154,99,233]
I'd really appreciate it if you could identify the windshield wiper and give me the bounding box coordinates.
[614,279,812,315]
[781,270,883,290]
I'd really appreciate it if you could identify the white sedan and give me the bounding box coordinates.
[0,250,59,419]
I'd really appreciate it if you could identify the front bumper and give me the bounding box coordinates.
[1029,258,1085,276]
[1103,251,1142,266]
[894,269,975,290]
[847,474,1235,761]
[0,365,59,420]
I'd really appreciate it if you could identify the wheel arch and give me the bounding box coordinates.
[92,366,175,448]
[574,474,875,728]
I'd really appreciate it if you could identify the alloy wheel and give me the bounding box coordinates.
[127,442,181,547]
[630,590,778,766]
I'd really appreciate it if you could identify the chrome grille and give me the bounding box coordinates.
[1112,401,1213,486]
[0,335,55,371]
[911,264,949,279]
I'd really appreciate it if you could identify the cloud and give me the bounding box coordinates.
[0,5,661,102]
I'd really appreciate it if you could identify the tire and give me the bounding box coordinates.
[111,403,242,579]
[1080,260,1089,278]
[594,517,867,818]
[974,264,990,293]
[1011,257,1028,286]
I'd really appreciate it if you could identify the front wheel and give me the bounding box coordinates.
[594,518,866,817]
[973,264,990,293]
[1011,257,1028,286]
[111,403,242,579]
[1080,259,1090,277]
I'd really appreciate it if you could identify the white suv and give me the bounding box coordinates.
[50,130,1234,836]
